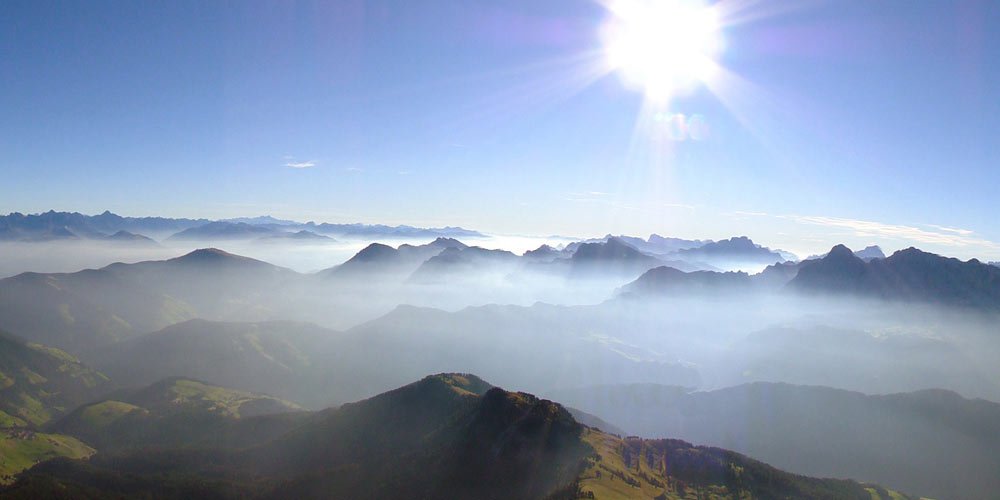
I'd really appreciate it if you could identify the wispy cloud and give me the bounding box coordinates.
[284,160,316,169]
[345,166,363,173]
[780,215,996,248]
[925,224,974,236]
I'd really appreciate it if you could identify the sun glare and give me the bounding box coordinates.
[602,0,724,103]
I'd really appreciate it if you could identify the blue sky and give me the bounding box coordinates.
[2,0,999,259]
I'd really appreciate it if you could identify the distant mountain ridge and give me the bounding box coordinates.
[621,244,1000,311]
[789,244,1000,309]
[323,237,468,282]
[0,248,299,356]
[807,244,886,261]
[0,210,484,242]
[0,211,205,241]
[619,267,753,296]
[673,236,787,270]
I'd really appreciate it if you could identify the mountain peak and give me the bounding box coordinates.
[855,245,886,260]
[177,248,238,260]
[428,237,467,249]
[826,244,855,259]
[169,248,269,268]
[571,237,648,261]
[352,242,398,261]
[421,373,493,396]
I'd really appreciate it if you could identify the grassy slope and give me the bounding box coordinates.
[126,378,302,418]
[49,378,306,454]
[0,331,112,428]
[0,431,94,484]
[577,430,916,500]
[74,401,148,430]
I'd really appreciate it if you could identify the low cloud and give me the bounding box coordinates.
[782,215,995,248]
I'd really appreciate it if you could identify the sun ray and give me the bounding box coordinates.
[600,0,724,104]
[712,0,825,28]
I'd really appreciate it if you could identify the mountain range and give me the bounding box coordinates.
[0,248,298,356]
[622,243,1000,311]
[808,245,887,261]
[2,374,913,500]
[0,211,483,242]
[789,244,1000,309]
[322,237,468,282]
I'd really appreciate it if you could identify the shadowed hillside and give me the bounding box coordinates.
[49,378,306,453]
[2,374,910,499]
[551,381,1000,500]
[0,330,111,428]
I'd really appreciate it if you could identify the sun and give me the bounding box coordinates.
[601,0,724,103]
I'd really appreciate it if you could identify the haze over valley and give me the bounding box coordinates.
[5,0,1000,497]
[1,210,999,498]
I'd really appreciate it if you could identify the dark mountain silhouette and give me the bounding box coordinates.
[322,237,467,282]
[755,260,802,288]
[408,245,520,284]
[573,237,654,262]
[562,234,707,257]
[808,244,886,261]
[569,237,694,278]
[619,266,753,296]
[4,374,909,499]
[646,234,708,253]
[621,244,1000,309]
[789,245,1000,309]
[522,244,569,262]
[551,381,1000,500]
[674,236,786,270]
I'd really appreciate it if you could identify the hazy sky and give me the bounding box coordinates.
[2,0,999,259]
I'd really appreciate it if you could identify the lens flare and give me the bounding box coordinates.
[602,0,724,103]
